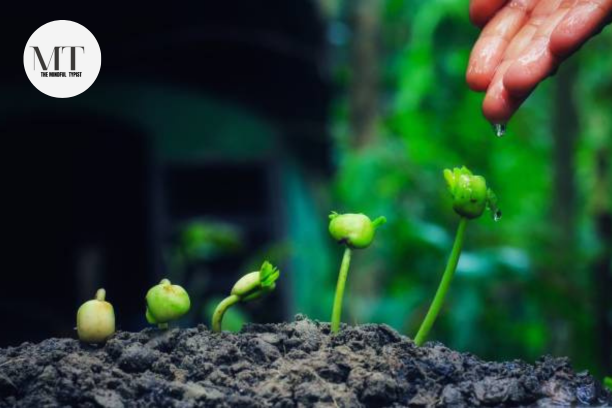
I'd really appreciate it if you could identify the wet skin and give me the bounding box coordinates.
[466,0,612,123]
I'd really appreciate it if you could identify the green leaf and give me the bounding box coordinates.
[259,261,280,289]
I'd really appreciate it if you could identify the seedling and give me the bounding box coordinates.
[77,288,115,343]
[145,279,191,329]
[414,166,499,346]
[329,212,386,333]
[212,261,280,333]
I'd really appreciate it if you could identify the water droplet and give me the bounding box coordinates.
[492,123,506,137]
[493,210,502,222]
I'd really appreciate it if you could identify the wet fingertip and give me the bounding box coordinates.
[549,28,589,60]
[549,30,574,58]
[466,66,493,92]
[482,95,513,124]
[469,0,509,28]
[469,8,488,28]
[466,75,490,92]
[502,64,534,97]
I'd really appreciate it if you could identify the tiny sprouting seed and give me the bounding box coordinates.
[212,261,280,333]
[329,212,386,334]
[77,288,115,344]
[145,279,191,329]
[414,167,499,346]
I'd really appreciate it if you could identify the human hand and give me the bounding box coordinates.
[466,0,612,124]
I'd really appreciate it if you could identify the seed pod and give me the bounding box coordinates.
[231,271,260,298]
[231,261,279,301]
[444,167,497,219]
[328,212,386,249]
[77,289,115,343]
[145,279,191,325]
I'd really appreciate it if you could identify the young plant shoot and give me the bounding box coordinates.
[414,166,500,346]
[77,288,115,343]
[212,261,280,333]
[145,279,191,329]
[329,212,386,333]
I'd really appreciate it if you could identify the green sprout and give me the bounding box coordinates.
[604,377,612,392]
[329,212,386,333]
[145,279,191,329]
[212,261,280,333]
[77,288,115,343]
[414,166,499,346]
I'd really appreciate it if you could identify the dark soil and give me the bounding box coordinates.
[0,316,609,407]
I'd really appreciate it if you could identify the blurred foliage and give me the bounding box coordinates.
[180,221,243,260]
[313,0,612,376]
[167,221,291,331]
[165,220,243,326]
[166,219,243,282]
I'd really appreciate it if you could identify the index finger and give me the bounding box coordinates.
[467,4,532,91]
[470,0,509,27]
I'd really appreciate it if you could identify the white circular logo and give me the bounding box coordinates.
[23,20,101,98]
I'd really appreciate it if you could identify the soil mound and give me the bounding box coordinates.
[0,316,609,407]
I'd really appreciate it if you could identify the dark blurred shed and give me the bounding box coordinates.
[1,1,332,345]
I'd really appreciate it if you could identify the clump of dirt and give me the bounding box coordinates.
[0,316,609,407]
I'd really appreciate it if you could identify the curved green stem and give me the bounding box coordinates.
[331,247,352,333]
[414,217,468,346]
[212,295,240,333]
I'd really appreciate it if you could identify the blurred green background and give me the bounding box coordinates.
[305,0,612,377]
[3,0,610,381]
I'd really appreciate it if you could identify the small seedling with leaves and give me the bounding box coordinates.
[414,166,500,346]
[212,261,280,333]
[145,279,191,329]
[329,212,386,333]
[77,288,115,343]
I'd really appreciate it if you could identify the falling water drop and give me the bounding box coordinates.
[492,123,506,138]
[493,210,502,222]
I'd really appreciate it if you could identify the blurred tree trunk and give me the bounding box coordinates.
[553,63,578,248]
[553,61,612,372]
[349,0,380,149]
[592,149,612,373]
[551,61,578,356]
